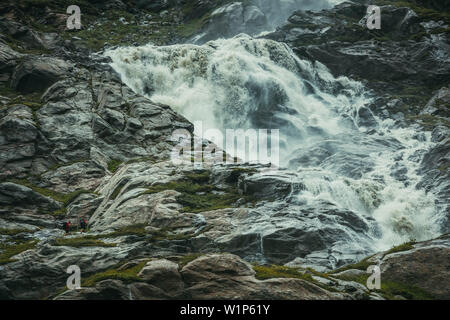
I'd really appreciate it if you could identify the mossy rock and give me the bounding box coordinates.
[54,237,116,248]
[107,159,123,173]
[0,240,37,265]
[81,260,148,288]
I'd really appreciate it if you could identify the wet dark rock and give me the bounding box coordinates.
[0,105,38,144]
[11,57,74,93]
[288,146,333,168]
[239,172,305,200]
[0,182,62,211]
[380,235,450,299]
[418,138,450,231]
[262,228,329,263]
[54,254,348,300]
[431,126,449,143]
[321,152,374,179]
[390,163,408,182]
[138,259,184,297]
[180,253,345,299]
[356,106,377,128]
[0,42,24,84]
[266,2,450,98]
[421,86,450,117]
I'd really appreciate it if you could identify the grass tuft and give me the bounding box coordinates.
[144,170,255,213]
[0,240,37,265]
[81,260,148,287]
[382,241,416,258]
[107,159,123,173]
[54,237,116,248]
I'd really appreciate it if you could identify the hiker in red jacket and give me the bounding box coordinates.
[63,221,71,234]
[80,217,87,232]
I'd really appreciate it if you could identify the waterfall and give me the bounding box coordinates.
[104,3,444,262]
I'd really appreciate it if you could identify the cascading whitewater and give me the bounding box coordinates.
[105,34,443,261]
[105,35,367,158]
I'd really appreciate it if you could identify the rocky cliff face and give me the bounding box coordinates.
[0,0,449,300]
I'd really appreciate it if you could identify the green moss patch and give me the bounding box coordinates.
[253,264,340,293]
[10,179,92,206]
[382,241,416,258]
[145,170,254,213]
[332,272,370,286]
[81,260,148,288]
[107,159,123,173]
[0,85,44,106]
[406,114,450,130]
[48,159,90,172]
[332,272,434,300]
[254,264,312,280]
[0,240,37,265]
[329,255,375,274]
[175,253,204,269]
[8,179,96,217]
[378,281,434,300]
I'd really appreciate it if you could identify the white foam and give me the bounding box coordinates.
[105,34,442,254]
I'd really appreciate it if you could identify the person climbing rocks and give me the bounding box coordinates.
[63,221,71,234]
[80,217,87,232]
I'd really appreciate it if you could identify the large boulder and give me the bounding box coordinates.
[0,182,62,212]
[0,105,38,143]
[0,42,24,84]
[0,105,39,179]
[180,254,345,299]
[11,57,73,93]
[55,280,131,300]
[238,171,305,200]
[0,242,131,299]
[381,241,450,299]
[137,259,184,297]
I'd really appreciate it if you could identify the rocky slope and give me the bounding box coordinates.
[0,0,449,300]
[266,0,450,229]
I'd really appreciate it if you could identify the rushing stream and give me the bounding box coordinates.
[103,0,445,269]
